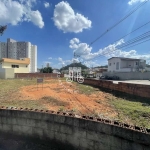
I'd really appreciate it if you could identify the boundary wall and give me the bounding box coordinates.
[0,107,150,150]
[81,79,150,98]
[103,72,150,80]
[15,73,64,78]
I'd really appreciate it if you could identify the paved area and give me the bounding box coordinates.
[113,80,150,85]
[94,78,150,85]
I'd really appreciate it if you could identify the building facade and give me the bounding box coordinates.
[0,38,37,73]
[108,57,146,72]
[0,58,30,79]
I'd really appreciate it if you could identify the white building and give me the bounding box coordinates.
[0,38,37,73]
[108,57,146,72]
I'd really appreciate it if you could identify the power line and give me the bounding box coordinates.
[122,38,150,50]
[81,38,150,66]
[74,18,150,62]
[81,31,150,62]
[117,31,150,49]
[76,20,150,63]
[89,0,149,46]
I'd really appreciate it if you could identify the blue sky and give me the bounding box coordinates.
[0,0,150,69]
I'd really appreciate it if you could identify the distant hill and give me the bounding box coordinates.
[94,65,108,68]
[60,63,88,71]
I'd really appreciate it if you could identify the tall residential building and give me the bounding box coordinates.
[0,38,37,72]
[0,42,7,58]
[46,63,50,67]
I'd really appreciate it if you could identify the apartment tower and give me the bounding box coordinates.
[0,38,37,72]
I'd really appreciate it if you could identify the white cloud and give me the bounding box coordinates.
[48,57,52,59]
[58,57,72,66]
[69,38,125,60]
[30,10,44,28]
[44,2,50,8]
[53,1,92,33]
[0,0,44,28]
[69,38,150,63]
[128,0,148,5]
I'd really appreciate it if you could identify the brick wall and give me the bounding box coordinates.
[83,79,150,98]
[0,107,149,150]
[15,73,64,78]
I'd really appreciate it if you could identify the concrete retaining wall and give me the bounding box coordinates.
[0,107,150,150]
[81,79,150,98]
[103,72,150,80]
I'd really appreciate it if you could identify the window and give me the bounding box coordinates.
[109,63,111,66]
[116,62,119,70]
[12,65,19,68]
[136,62,139,65]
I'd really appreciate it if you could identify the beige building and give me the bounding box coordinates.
[0,58,30,79]
[0,38,37,73]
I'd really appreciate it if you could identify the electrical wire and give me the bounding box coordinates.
[75,20,150,58]
[89,0,149,46]
[80,31,150,63]
[121,38,150,50]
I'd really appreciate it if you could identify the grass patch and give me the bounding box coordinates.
[41,96,69,106]
[74,83,97,95]
[0,99,47,110]
[110,98,150,128]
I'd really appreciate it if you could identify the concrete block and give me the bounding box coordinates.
[42,113,54,122]
[79,118,88,129]
[60,124,73,134]
[16,118,26,126]
[29,112,43,120]
[121,140,133,150]
[132,131,150,145]
[109,135,122,149]
[132,143,150,150]
[12,124,22,133]
[47,123,60,132]
[54,131,63,142]
[79,138,94,149]
[112,125,122,138]
[86,130,100,141]
[64,116,73,126]
[121,128,133,141]
[66,134,80,148]
[73,127,86,138]
[73,118,80,127]
[97,123,112,135]
[94,141,111,150]
[43,129,55,140]
[2,124,12,132]
[21,126,33,135]
[32,127,43,138]
[26,119,36,127]
[11,118,17,124]
[0,123,3,130]
[35,120,48,129]
[54,115,65,123]
[1,116,7,124]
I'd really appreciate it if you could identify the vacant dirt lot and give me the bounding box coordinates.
[3,79,117,119]
[0,78,150,128]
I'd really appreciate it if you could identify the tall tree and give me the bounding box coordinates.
[40,67,53,73]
